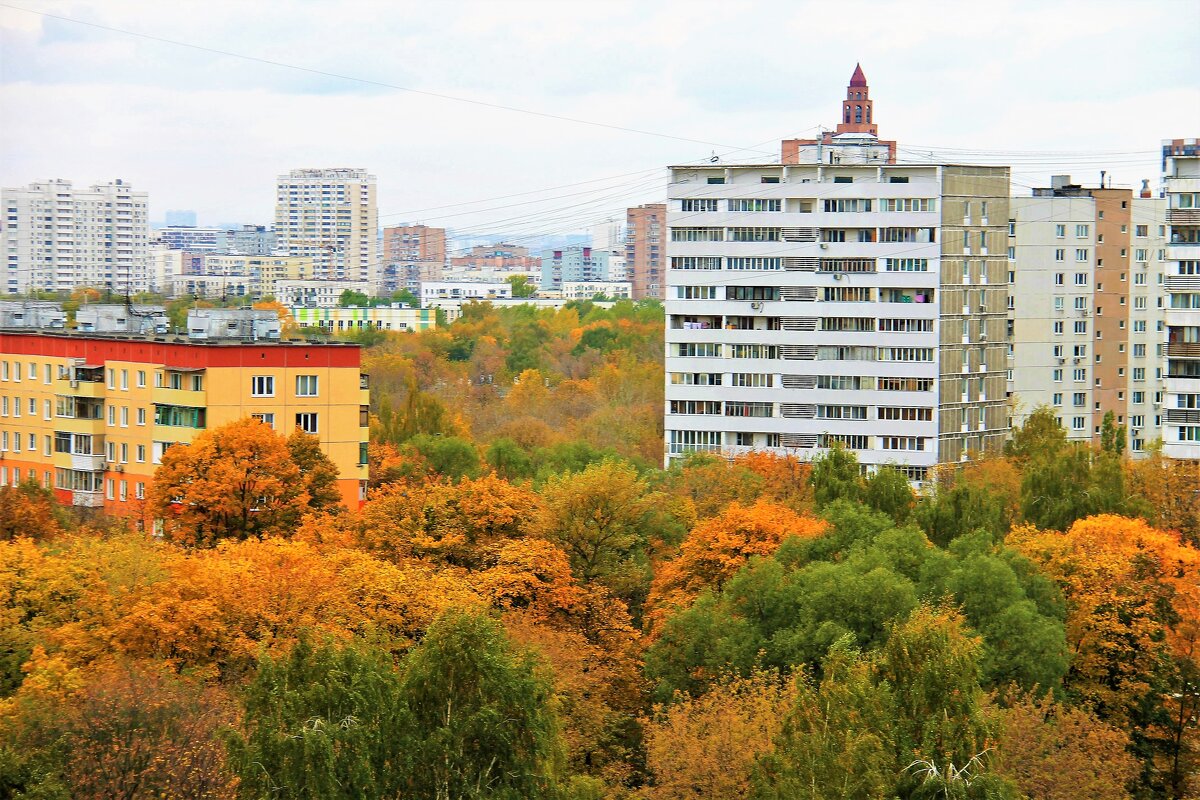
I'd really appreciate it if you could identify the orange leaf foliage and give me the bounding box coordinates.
[357,473,542,566]
[643,670,799,800]
[646,500,827,632]
[149,417,307,546]
[1010,514,1200,721]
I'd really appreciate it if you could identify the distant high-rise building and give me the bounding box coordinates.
[382,224,446,293]
[626,204,665,299]
[275,168,378,285]
[591,219,628,281]
[157,226,231,252]
[450,243,541,271]
[164,209,197,227]
[540,246,609,291]
[228,224,276,255]
[1008,176,1166,453]
[1162,138,1200,459]
[1,178,150,295]
[663,65,1010,476]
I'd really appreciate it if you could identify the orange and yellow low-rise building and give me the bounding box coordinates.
[0,331,370,514]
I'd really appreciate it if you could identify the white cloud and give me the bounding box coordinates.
[1,0,1198,231]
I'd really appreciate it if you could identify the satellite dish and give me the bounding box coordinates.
[710,151,720,163]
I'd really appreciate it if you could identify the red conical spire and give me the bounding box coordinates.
[836,63,877,136]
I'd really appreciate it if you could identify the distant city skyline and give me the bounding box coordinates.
[2,0,1198,237]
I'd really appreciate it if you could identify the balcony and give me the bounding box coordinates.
[69,453,105,472]
[72,490,105,508]
[1167,342,1200,359]
[1167,209,1200,225]
[53,376,105,398]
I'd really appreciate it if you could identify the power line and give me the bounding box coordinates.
[0,2,778,154]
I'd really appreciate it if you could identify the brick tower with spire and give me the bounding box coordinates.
[781,64,896,164]
[836,63,878,135]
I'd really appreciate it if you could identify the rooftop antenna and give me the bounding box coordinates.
[709,151,719,163]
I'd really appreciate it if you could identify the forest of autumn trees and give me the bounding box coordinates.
[1,298,1200,798]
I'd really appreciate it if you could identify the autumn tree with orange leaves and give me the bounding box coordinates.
[647,500,827,630]
[1011,514,1200,795]
[149,417,307,546]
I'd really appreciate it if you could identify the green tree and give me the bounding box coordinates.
[882,607,1015,800]
[809,444,862,509]
[485,437,534,481]
[1005,406,1068,462]
[339,288,370,307]
[400,611,563,799]
[228,637,411,800]
[507,275,537,298]
[1099,410,1126,456]
[862,466,915,524]
[404,434,481,481]
[751,642,895,800]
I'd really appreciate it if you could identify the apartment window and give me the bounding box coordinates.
[1134,296,1147,310]
[1134,272,1147,286]
[137,370,146,387]
[106,369,115,389]
[1076,224,1089,238]
[1054,296,1064,310]
[680,198,719,212]
[136,482,145,500]
[880,436,925,451]
[296,375,319,397]
[120,407,128,427]
[108,406,115,425]
[1076,249,1089,262]
[120,369,128,390]
[251,376,275,397]
[1074,273,1087,286]
[1072,416,1086,431]
[1055,224,1065,239]
[1133,367,1146,381]
[1053,321,1064,335]
[1054,273,1064,286]
[295,413,318,434]
[137,444,146,462]
[1073,368,1087,382]
[252,412,276,428]
[1053,345,1065,358]
[137,408,146,425]
[1133,391,1145,403]
[1055,249,1065,262]
[1074,321,1087,334]
[1052,393,1063,405]
[120,443,128,463]
[1134,320,1146,333]
[1073,392,1086,407]
[1133,343,1146,358]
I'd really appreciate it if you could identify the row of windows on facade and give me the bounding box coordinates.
[0,363,325,399]
[0,465,145,501]
[667,429,930,452]
[668,373,935,391]
[668,400,934,421]
[670,227,940,243]
[0,397,321,433]
[671,344,937,362]
[674,286,939,304]
[677,198,937,213]
[669,257,930,272]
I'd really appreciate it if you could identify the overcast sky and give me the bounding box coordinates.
[2,0,1198,240]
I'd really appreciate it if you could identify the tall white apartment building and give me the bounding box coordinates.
[663,67,1009,478]
[1,178,150,295]
[274,169,378,286]
[1163,139,1200,459]
[1008,178,1167,453]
